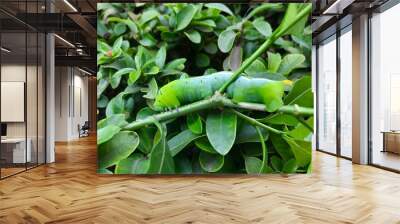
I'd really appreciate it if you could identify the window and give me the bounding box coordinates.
[339,27,352,158]
[317,35,337,154]
[370,3,400,171]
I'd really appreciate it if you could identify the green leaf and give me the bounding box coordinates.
[147,124,175,174]
[168,129,202,156]
[287,88,313,107]
[106,92,125,117]
[144,66,160,76]
[195,53,210,68]
[98,131,139,169]
[275,3,310,37]
[155,45,166,68]
[98,114,127,129]
[236,123,268,144]
[110,68,135,89]
[199,150,224,172]
[115,153,150,174]
[206,111,237,155]
[187,113,203,134]
[195,137,218,154]
[128,69,141,85]
[184,29,201,44]
[260,114,299,126]
[137,127,156,154]
[176,5,197,31]
[175,155,193,174]
[218,29,237,53]
[112,36,123,51]
[288,117,313,141]
[267,52,282,73]
[278,54,305,76]
[97,168,113,174]
[143,78,158,99]
[282,158,298,173]
[284,137,311,168]
[244,156,263,174]
[113,23,126,36]
[136,107,157,120]
[284,76,312,105]
[97,125,121,145]
[270,133,294,161]
[139,9,159,24]
[165,58,186,71]
[204,3,233,15]
[244,58,267,76]
[252,18,272,37]
[139,33,157,47]
[204,42,218,54]
[271,156,283,172]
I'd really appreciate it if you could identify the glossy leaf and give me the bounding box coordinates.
[218,29,237,53]
[287,117,313,141]
[97,125,121,145]
[204,3,233,15]
[155,45,166,68]
[195,137,218,154]
[244,156,263,174]
[278,54,305,76]
[244,58,267,76]
[98,131,139,169]
[98,114,127,129]
[267,52,282,73]
[284,136,311,168]
[206,111,237,155]
[236,123,268,144]
[187,113,203,134]
[147,124,175,174]
[168,129,202,156]
[176,5,197,31]
[115,153,150,174]
[271,156,283,171]
[199,150,224,172]
[252,18,272,37]
[184,29,201,44]
[282,158,298,173]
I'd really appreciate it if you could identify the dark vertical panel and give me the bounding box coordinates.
[315,44,319,150]
[336,25,341,157]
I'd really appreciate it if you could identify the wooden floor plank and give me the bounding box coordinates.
[0,135,400,224]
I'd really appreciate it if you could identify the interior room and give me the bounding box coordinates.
[370,3,400,171]
[0,0,400,223]
[0,7,46,178]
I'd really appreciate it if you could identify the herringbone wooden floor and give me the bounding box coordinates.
[1,136,400,224]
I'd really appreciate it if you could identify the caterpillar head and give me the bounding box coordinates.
[153,82,181,111]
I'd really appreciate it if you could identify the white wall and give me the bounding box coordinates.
[54,66,89,141]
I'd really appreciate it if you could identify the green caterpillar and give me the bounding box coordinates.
[154,72,288,112]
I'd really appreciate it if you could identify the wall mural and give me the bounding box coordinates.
[97,3,313,174]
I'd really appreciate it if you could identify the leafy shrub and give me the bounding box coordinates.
[97,3,313,174]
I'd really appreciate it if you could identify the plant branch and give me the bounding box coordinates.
[221,98,313,116]
[255,126,268,174]
[229,109,285,135]
[218,4,312,94]
[124,94,224,130]
[124,95,314,131]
